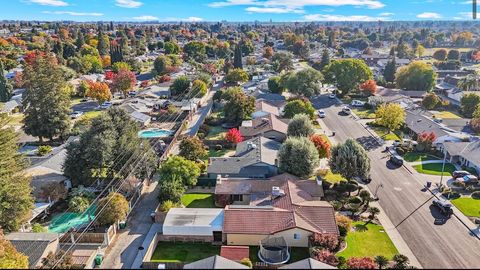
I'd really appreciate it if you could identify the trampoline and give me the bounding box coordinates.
[258,236,290,265]
[48,205,96,233]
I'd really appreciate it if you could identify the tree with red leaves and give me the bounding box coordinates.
[346,257,376,269]
[310,135,331,159]
[360,79,377,96]
[309,233,339,252]
[24,50,46,66]
[225,128,243,144]
[111,69,136,97]
[312,249,339,267]
[417,131,437,151]
[105,70,114,80]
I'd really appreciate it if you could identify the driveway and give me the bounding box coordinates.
[311,94,480,269]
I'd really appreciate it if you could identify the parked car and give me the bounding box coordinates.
[432,199,453,216]
[393,139,418,148]
[318,110,326,118]
[329,93,336,99]
[456,174,479,184]
[70,111,84,119]
[128,91,137,97]
[99,101,112,110]
[452,170,471,178]
[350,100,365,107]
[342,106,352,115]
[389,154,404,166]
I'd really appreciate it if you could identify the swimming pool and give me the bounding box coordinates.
[138,128,174,138]
[48,205,96,233]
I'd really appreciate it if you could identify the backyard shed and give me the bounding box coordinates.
[162,208,224,237]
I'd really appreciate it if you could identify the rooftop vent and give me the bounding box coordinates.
[272,186,285,197]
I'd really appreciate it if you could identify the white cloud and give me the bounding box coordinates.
[246,6,304,13]
[115,0,143,8]
[208,0,385,12]
[453,12,473,20]
[303,13,390,21]
[416,12,442,19]
[164,17,204,22]
[379,12,394,16]
[460,0,473,4]
[27,0,68,6]
[43,11,103,16]
[132,15,159,20]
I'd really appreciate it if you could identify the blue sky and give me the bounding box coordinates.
[1,0,476,22]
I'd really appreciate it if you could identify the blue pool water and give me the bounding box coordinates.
[138,129,174,138]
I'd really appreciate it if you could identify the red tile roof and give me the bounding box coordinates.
[220,246,250,261]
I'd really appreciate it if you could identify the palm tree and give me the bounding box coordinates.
[392,254,410,269]
[459,74,480,91]
[374,255,389,269]
[367,206,380,222]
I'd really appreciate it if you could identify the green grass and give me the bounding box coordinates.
[337,222,398,259]
[208,148,229,158]
[403,152,441,162]
[181,194,216,208]
[352,108,376,119]
[205,126,227,140]
[321,170,345,184]
[370,126,402,141]
[412,162,456,177]
[451,197,480,217]
[150,242,220,263]
[8,113,24,126]
[433,111,461,119]
[249,246,309,264]
[81,111,102,119]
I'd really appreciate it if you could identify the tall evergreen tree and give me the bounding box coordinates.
[0,114,34,232]
[0,62,12,102]
[97,30,110,56]
[327,31,336,48]
[383,57,396,83]
[233,44,243,69]
[319,48,331,70]
[23,53,71,142]
[76,31,85,49]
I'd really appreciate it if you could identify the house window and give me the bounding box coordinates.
[232,194,243,201]
[294,233,300,240]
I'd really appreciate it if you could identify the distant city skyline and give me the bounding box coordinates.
[0,0,476,22]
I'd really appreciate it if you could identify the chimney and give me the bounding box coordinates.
[216,175,222,185]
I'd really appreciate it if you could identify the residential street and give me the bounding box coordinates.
[312,94,480,269]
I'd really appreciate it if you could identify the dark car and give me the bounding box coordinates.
[432,199,453,216]
[452,170,471,178]
[389,154,404,166]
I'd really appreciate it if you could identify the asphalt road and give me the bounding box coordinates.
[312,94,480,269]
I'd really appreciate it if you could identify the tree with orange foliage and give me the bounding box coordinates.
[102,55,111,68]
[360,79,377,96]
[86,81,112,104]
[263,46,274,59]
[310,134,331,159]
[111,69,136,97]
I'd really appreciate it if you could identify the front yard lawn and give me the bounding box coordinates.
[352,108,376,119]
[181,194,216,208]
[403,152,441,162]
[205,126,227,140]
[451,197,480,217]
[321,170,345,184]
[249,246,309,264]
[208,148,230,158]
[151,242,220,263]
[412,163,456,177]
[337,222,398,259]
[433,111,461,119]
[370,126,402,141]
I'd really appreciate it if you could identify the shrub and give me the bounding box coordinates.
[472,191,480,199]
[32,223,47,233]
[240,258,253,268]
[68,196,90,213]
[312,249,339,266]
[336,215,353,232]
[37,145,53,156]
[160,200,177,212]
[309,233,339,252]
[347,257,376,269]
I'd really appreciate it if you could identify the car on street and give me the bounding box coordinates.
[329,93,336,99]
[389,153,404,166]
[342,106,352,115]
[318,110,326,118]
[350,100,365,107]
[432,199,453,216]
[99,101,112,110]
[70,111,84,119]
[452,170,471,178]
[455,174,479,184]
[393,139,418,148]
[128,91,137,97]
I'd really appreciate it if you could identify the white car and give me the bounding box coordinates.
[350,100,365,107]
[318,110,326,118]
[342,106,352,115]
[99,101,112,110]
[70,111,84,119]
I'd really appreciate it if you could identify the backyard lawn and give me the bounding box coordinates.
[433,111,461,119]
[205,126,227,140]
[403,152,441,162]
[352,108,376,119]
[151,242,220,263]
[451,197,480,217]
[336,222,398,259]
[321,170,345,184]
[208,148,230,158]
[371,126,402,141]
[412,163,456,177]
[249,246,310,264]
[181,194,216,208]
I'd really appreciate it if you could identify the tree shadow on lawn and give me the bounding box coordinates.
[429,205,451,226]
[353,223,368,232]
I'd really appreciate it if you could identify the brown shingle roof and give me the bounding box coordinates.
[239,114,288,138]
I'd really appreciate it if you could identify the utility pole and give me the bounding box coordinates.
[439,150,447,187]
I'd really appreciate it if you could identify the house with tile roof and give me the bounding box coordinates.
[207,136,281,179]
[239,114,288,142]
[216,173,337,248]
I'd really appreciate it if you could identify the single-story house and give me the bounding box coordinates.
[252,100,281,119]
[207,136,281,179]
[162,208,224,242]
[130,111,151,126]
[279,258,337,269]
[439,141,480,175]
[26,166,69,203]
[252,90,287,108]
[239,114,288,142]
[217,173,337,248]
[6,232,60,268]
[139,85,171,99]
[183,255,249,269]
